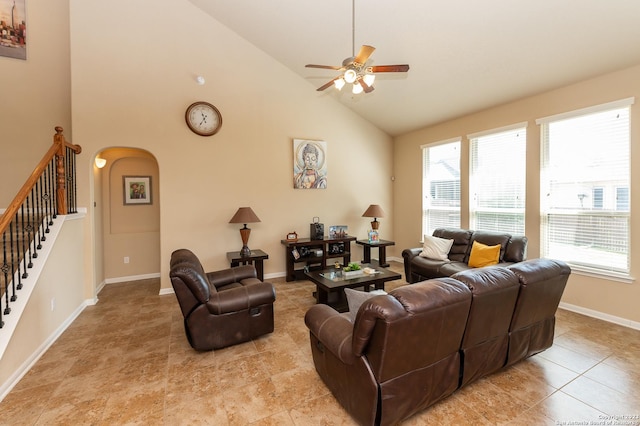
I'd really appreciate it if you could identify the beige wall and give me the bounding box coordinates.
[69,0,393,294]
[0,0,71,204]
[394,64,640,324]
[98,149,160,281]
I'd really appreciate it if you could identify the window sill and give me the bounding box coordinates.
[568,264,634,284]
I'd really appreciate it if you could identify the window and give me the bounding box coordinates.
[469,123,526,234]
[592,187,603,210]
[422,139,460,237]
[538,98,633,276]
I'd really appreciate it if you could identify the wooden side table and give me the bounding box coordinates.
[227,249,268,281]
[356,239,395,267]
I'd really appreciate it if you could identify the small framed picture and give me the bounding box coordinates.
[292,248,301,260]
[329,225,348,239]
[123,176,152,205]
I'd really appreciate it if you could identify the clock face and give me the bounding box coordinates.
[185,102,222,136]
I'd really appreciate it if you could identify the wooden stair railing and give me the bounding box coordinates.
[0,127,81,328]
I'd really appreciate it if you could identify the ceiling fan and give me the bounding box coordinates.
[305,1,409,94]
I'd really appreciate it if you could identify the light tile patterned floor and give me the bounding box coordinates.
[1,261,639,425]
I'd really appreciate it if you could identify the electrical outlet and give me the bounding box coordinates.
[51,298,55,312]
[124,256,130,264]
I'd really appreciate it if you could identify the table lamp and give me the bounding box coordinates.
[229,207,261,257]
[362,204,385,230]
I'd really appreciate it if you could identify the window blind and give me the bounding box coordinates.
[422,140,461,237]
[469,125,526,234]
[540,102,632,275]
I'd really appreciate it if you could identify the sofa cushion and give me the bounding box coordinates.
[419,235,454,261]
[344,288,387,322]
[468,241,501,268]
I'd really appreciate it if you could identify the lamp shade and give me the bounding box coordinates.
[362,204,385,218]
[229,207,261,224]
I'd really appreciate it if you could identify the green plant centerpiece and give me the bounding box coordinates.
[344,262,362,273]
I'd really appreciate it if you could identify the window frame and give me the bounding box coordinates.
[421,138,461,238]
[536,98,634,281]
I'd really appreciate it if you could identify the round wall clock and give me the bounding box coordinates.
[185,101,222,136]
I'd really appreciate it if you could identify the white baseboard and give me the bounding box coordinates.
[104,272,161,285]
[559,302,640,331]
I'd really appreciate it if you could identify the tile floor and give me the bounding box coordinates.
[1,261,639,425]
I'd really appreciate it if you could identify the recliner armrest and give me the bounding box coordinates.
[206,265,257,288]
[305,304,356,365]
[206,281,275,315]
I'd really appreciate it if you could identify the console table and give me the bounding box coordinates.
[356,239,395,267]
[227,249,268,281]
[281,236,356,281]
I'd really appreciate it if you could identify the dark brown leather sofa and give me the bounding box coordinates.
[169,248,276,350]
[304,258,570,425]
[402,227,528,283]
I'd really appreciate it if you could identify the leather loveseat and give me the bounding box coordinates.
[169,248,276,350]
[402,227,528,283]
[304,258,570,425]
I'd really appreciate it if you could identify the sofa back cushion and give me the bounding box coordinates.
[467,231,512,263]
[504,235,528,262]
[433,228,473,262]
[353,278,472,383]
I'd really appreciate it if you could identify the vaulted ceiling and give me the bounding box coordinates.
[189,0,640,136]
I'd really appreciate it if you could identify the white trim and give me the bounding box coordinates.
[419,136,461,150]
[159,287,174,296]
[569,265,634,284]
[467,121,528,140]
[104,272,161,284]
[536,97,635,125]
[0,297,91,402]
[559,302,640,331]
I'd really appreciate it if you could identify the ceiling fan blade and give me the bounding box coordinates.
[370,64,410,73]
[357,76,374,93]
[316,77,339,91]
[306,64,343,70]
[354,45,375,65]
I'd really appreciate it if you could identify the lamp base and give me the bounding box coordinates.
[370,220,380,230]
[240,245,251,257]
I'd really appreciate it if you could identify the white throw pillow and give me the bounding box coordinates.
[419,235,454,261]
[344,288,387,322]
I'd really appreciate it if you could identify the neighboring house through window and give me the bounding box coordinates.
[469,123,527,235]
[538,98,633,278]
[421,139,461,237]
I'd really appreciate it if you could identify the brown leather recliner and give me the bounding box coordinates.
[305,278,472,426]
[169,248,275,350]
[451,266,521,386]
[506,258,571,366]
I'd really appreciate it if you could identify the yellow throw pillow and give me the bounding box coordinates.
[468,241,501,268]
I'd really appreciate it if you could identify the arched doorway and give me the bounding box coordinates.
[93,147,160,291]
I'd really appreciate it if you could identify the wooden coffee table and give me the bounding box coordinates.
[304,265,401,311]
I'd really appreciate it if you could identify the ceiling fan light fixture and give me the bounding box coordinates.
[363,73,375,87]
[352,82,363,94]
[344,69,357,84]
[334,77,346,90]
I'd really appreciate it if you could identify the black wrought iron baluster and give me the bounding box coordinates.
[23,198,35,266]
[50,157,58,219]
[35,180,43,249]
[12,214,22,290]
[41,172,50,236]
[2,230,10,316]
[46,160,54,225]
[8,222,17,301]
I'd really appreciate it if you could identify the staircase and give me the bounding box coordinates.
[0,127,81,335]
